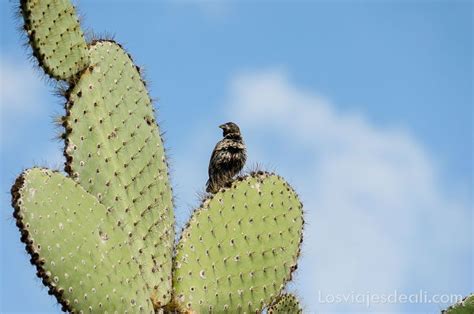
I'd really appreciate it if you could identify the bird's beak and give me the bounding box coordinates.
[219,124,226,129]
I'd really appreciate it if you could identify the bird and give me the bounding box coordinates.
[206,122,247,193]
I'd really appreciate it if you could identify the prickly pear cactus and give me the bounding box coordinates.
[64,40,175,307]
[14,0,175,311]
[12,0,305,312]
[20,0,89,81]
[171,173,303,312]
[442,294,474,314]
[268,293,303,314]
[11,168,154,312]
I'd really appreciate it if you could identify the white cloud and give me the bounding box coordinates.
[171,69,470,312]
[222,70,471,313]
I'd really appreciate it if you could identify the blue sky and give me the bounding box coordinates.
[0,1,472,313]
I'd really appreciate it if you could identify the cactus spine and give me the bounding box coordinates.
[11,0,305,312]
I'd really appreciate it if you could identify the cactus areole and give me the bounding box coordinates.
[12,0,305,312]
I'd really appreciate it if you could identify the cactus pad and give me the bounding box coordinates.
[20,0,89,81]
[11,168,154,312]
[442,294,474,314]
[64,40,174,307]
[172,172,304,313]
[268,293,303,314]
[13,0,307,312]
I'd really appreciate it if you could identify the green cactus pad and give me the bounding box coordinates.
[11,168,154,313]
[268,293,303,314]
[172,172,304,313]
[20,0,89,81]
[64,40,174,307]
[442,294,474,314]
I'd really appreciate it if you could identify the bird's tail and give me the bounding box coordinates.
[207,179,222,194]
[206,179,214,193]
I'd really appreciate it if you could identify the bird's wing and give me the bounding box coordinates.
[208,140,224,177]
[208,139,245,176]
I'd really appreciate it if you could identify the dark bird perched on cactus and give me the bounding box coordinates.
[206,122,247,193]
